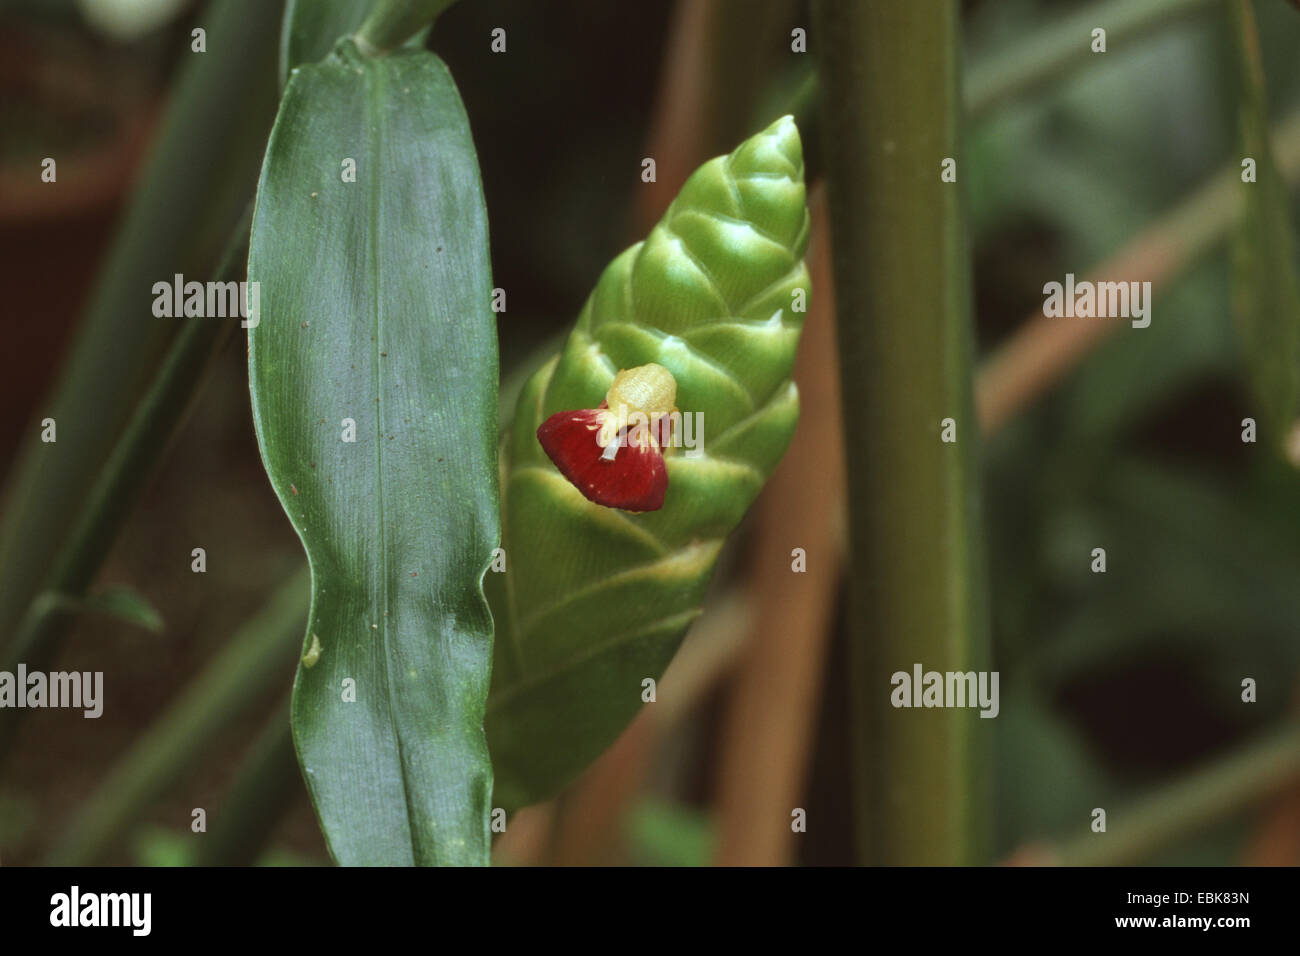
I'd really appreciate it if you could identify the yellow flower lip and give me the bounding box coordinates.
[603,363,677,420]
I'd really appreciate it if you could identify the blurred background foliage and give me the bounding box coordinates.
[2,0,1299,865]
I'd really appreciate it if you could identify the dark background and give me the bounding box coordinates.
[3,0,1300,866]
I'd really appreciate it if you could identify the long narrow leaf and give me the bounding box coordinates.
[0,210,252,758]
[45,568,309,865]
[0,0,282,646]
[248,40,499,866]
[1227,0,1300,447]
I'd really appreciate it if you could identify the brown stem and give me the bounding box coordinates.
[711,187,845,866]
[977,109,1300,433]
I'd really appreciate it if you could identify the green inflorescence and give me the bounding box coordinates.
[486,116,811,809]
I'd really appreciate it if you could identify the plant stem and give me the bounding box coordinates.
[43,567,309,866]
[1055,723,1300,866]
[0,0,282,647]
[638,0,789,234]
[712,189,845,866]
[0,210,252,758]
[813,0,990,865]
[977,108,1300,432]
[356,0,458,54]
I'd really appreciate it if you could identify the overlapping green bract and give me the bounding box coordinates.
[486,116,811,809]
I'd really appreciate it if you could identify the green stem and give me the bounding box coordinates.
[813,0,990,865]
[0,0,282,646]
[356,0,458,54]
[0,210,252,758]
[43,568,310,866]
[195,703,303,866]
[1056,723,1300,866]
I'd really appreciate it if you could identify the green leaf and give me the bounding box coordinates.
[994,694,1113,856]
[279,0,433,89]
[0,0,281,651]
[248,41,499,865]
[78,586,165,633]
[23,585,165,636]
[45,567,309,866]
[486,117,810,809]
[1228,0,1300,448]
[279,0,369,88]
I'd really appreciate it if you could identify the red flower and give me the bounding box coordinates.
[537,364,678,512]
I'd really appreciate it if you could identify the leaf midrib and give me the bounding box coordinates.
[364,58,420,861]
